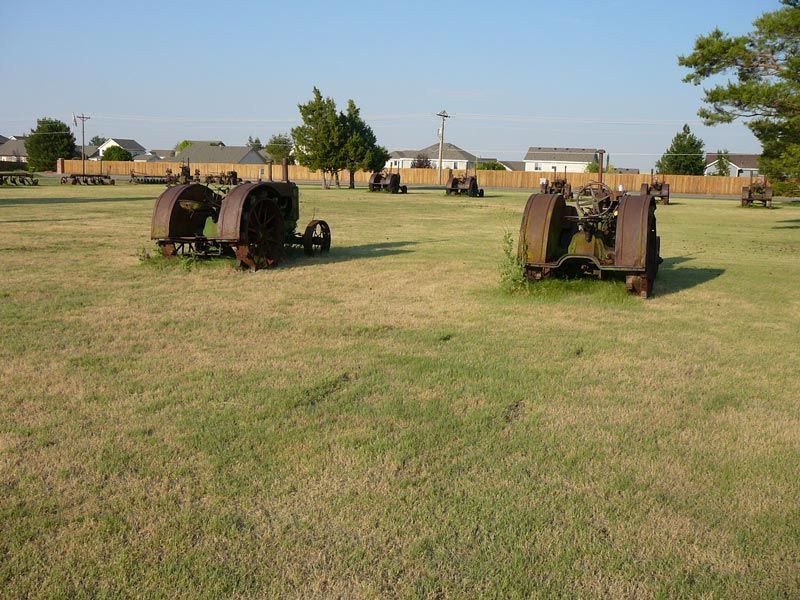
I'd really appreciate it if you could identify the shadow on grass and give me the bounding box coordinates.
[774,218,800,230]
[0,217,85,224]
[655,256,724,296]
[287,240,418,264]
[0,196,150,207]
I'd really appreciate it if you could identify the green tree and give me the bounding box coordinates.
[89,135,106,146]
[25,118,75,171]
[585,161,616,174]
[713,149,731,176]
[265,133,294,164]
[678,1,800,183]
[340,99,389,188]
[476,161,505,171]
[291,88,345,188]
[410,154,433,168]
[175,140,192,153]
[102,145,133,161]
[247,136,263,151]
[655,125,706,174]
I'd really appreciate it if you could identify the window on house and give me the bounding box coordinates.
[535,163,542,170]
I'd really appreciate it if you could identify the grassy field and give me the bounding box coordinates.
[1,180,799,598]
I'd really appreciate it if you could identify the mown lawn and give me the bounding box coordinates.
[1,180,799,598]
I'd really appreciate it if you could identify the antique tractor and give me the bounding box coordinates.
[368,171,407,194]
[151,160,330,271]
[445,173,484,197]
[741,175,773,208]
[518,181,661,298]
[538,177,572,198]
[640,172,670,205]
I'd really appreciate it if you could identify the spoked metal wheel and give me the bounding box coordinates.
[574,182,614,216]
[302,219,331,256]
[235,197,285,271]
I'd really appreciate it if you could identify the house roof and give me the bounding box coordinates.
[74,145,98,158]
[705,153,760,169]
[183,140,225,147]
[390,142,477,162]
[133,154,163,162]
[175,145,266,164]
[148,149,175,158]
[524,147,599,162]
[0,135,7,145]
[103,138,146,153]
[0,139,27,158]
[615,167,640,174]
[497,160,526,171]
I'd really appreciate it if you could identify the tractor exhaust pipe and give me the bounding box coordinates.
[282,158,289,182]
[267,161,273,182]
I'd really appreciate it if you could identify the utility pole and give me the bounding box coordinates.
[73,113,90,175]
[436,110,450,184]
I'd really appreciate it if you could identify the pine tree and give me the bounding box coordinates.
[265,133,293,164]
[340,99,389,188]
[291,88,345,188]
[655,124,705,174]
[25,118,76,171]
[247,136,264,152]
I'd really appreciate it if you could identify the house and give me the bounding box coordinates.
[0,135,8,146]
[73,145,98,159]
[615,168,640,174]
[523,147,599,173]
[496,160,526,171]
[704,153,760,177]
[134,149,175,162]
[174,144,266,164]
[386,142,478,170]
[95,138,146,159]
[0,138,28,163]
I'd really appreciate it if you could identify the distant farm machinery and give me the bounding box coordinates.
[539,170,572,198]
[640,171,670,205]
[741,175,773,208]
[60,173,115,185]
[445,172,484,197]
[0,171,38,186]
[518,154,661,298]
[368,171,408,194]
[150,160,330,271]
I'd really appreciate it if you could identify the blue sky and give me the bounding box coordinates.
[0,0,776,170]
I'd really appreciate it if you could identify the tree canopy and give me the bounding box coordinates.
[411,154,433,168]
[175,140,192,153]
[655,124,706,175]
[102,145,133,161]
[265,133,294,164]
[292,88,388,188]
[26,118,76,171]
[247,136,263,152]
[712,149,732,176]
[476,160,505,171]
[678,0,800,183]
[340,99,389,187]
[89,135,107,147]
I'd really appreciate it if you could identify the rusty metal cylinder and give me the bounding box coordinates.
[282,158,289,182]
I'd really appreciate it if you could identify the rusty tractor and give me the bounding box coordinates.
[538,177,572,198]
[517,179,661,298]
[640,171,670,205]
[0,172,38,186]
[741,175,773,208]
[445,173,484,197]
[151,160,330,271]
[60,173,115,185]
[205,170,244,186]
[368,171,408,194]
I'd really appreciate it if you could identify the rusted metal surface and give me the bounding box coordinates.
[445,174,484,197]
[149,161,330,271]
[368,171,407,194]
[0,172,38,186]
[60,173,115,185]
[538,177,572,198]
[517,182,661,298]
[741,175,773,208]
[641,172,670,205]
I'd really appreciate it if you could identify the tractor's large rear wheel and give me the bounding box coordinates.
[235,197,284,271]
[302,219,331,256]
[625,211,659,299]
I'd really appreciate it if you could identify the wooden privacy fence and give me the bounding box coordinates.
[59,159,752,196]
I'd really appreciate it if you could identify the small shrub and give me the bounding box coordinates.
[499,232,529,294]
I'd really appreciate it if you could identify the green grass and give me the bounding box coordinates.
[1,181,799,598]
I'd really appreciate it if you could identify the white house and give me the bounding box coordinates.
[523,147,599,173]
[95,138,146,159]
[386,142,478,170]
[704,153,760,177]
[0,138,27,163]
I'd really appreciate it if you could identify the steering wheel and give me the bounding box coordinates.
[574,181,615,217]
